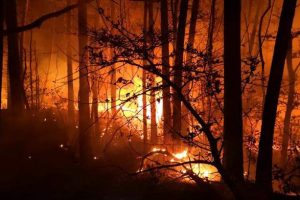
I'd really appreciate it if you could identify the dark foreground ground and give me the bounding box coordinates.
[0,110,298,200]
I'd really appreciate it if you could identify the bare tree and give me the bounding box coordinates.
[160,0,171,144]
[172,0,188,144]
[0,0,3,110]
[78,0,92,162]
[256,0,297,194]
[67,0,75,126]
[223,0,244,183]
[5,0,26,114]
[181,0,200,137]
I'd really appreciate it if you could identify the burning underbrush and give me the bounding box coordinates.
[136,147,221,184]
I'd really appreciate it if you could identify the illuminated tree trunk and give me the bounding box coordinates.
[110,0,117,116]
[78,0,92,163]
[281,38,295,167]
[161,0,171,144]
[248,0,262,55]
[67,0,75,126]
[5,0,25,115]
[34,44,39,110]
[29,31,34,107]
[223,0,244,183]
[142,1,148,151]
[172,0,188,143]
[148,0,157,145]
[0,0,3,110]
[182,0,199,136]
[256,0,297,193]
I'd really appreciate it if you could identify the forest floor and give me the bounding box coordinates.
[0,110,298,200]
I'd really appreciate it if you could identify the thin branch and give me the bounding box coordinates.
[3,0,94,35]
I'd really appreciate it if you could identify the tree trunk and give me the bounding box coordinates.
[281,38,295,167]
[148,0,157,145]
[223,0,244,183]
[5,0,25,115]
[0,0,3,110]
[181,0,199,137]
[110,0,117,116]
[172,0,188,144]
[256,0,297,194]
[78,0,92,163]
[142,0,148,152]
[67,0,75,126]
[161,0,171,145]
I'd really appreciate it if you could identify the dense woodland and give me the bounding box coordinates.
[1,0,300,199]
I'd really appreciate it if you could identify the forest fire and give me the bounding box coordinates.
[1,0,300,199]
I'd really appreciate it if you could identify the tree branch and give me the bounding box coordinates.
[4,0,93,35]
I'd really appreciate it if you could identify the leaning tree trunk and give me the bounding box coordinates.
[5,0,25,115]
[181,0,199,137]
[78,0,92,163]
[172,0,188,145]
[223,0,244,183]
[256,0,297,194]
[161,0,171,145]
[281,38,295,167]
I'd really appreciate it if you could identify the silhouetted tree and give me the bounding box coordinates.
[78,0,92,163]
[281,37,297,167]
[256,0,297,194]
[5,0,25,114]
[181,0,200,136]
[223,0,244,183]
[172,0,188,144]
[161,0,171,144]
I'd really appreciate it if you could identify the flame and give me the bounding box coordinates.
[173,149,188,159]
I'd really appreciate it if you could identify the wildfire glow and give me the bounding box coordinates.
[173,149,188,159]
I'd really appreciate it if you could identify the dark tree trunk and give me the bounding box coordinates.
[161,0,171,145]
[5,0,25,114]
[78,0,92,163]
[172,0,188,143]
[256,0,297,194]
[223,0,244,183]
[181,0,199,136]
[281,38,295,167]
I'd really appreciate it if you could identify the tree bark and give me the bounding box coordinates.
[148,0,157,145]
[78,0,92,163]
[67,0,75,126]
[5,0,25,114]
[256,0,297,194]
[110,0,117,116]
[281,38,295,167]
[172,0,188,143]
[0,0,3,110]
[142,0,148,152]
[161,0,171,145]
[181,0,199,137]
[223,0,244,183]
